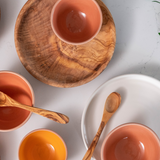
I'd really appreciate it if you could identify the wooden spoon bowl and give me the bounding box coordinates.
[14,0,116,88]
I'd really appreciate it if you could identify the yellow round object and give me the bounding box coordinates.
[19,129,67,160]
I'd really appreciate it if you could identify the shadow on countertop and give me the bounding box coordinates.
[0,0,22,38]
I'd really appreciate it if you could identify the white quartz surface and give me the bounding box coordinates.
[0,0,160,160]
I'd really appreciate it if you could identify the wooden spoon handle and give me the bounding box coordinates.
[82,121,106,160]
[19,104,69,124]
[0,91,69,124]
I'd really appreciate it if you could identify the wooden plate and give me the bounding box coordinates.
[14,0,116,88]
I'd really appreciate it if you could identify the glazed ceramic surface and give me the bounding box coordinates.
[81,74,160,160]
[1,0,160,160]
[101,123,160,160]
[19,129,67,160]
[0,71,34,131]
[51,0,102,45]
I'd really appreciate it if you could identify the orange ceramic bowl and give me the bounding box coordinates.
[101,123,160,160]
[51,0,102,45]
[19,129,67,160]
[0,71,34,131]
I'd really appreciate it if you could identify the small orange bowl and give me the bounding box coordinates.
[101,123,160,160]
[19,129,67,160]
[0,71,34,132]
[51,0,102,45]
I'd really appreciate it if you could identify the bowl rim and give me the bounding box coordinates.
[0,70,35,132]
[100,122,160,160]
[50,0,103,45]
[18,128,68,160]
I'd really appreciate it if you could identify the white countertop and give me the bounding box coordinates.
[0,0,160,160]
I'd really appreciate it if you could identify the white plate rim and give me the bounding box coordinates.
[81,74,160,158]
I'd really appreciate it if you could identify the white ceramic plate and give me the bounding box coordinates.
[81,74,160,160]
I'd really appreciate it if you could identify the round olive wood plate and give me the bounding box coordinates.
[15,0,116,88]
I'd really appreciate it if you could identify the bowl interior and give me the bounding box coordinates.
[101,123,160,160]
[0,72,34,131]
[19,130,67,160]
[51,0,102,43]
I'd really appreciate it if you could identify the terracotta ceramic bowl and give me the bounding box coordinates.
[19,129,67,160]
[0,71,34,131]
[101,123,160,160]
[51,0,102,45]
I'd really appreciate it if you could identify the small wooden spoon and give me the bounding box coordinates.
[0,91,69,124]
[82,92,121,160]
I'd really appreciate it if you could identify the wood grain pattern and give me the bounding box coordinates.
[82,92,121,160]
[14,0,116,88]
[0,91,69,124]
[82,121,105,160]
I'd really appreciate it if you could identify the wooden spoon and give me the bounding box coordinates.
[82,92,121,160]
[0,91,69,124]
